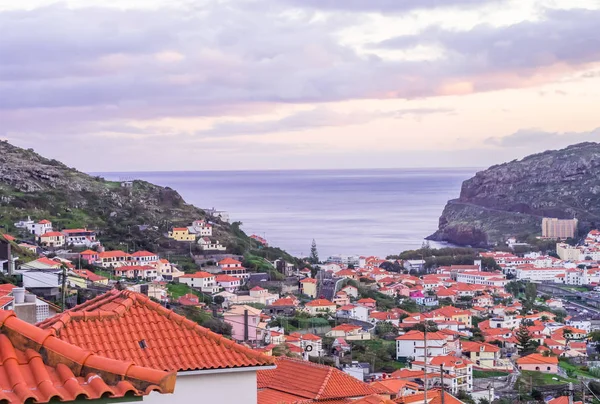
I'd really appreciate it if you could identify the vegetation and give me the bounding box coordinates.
[473,370,509,378]
[309,239,319,264]
[342,339,404,373]
[387,246,500,271]
[176,306,232,337]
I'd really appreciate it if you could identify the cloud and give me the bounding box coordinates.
[485,127,600,149]
[196,107,453,136]
[279,0,505,13]
[375,8,600,74]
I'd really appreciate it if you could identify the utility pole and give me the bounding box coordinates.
[61,265,67,310]
[582,381,586,404]
[568,382,574,404]
[440,364,446,404]
[423,322,428,404]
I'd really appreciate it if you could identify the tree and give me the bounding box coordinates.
[309,239,319,264]
[213,295,225,307]
[515,323,534,353]
[524,282,537,303]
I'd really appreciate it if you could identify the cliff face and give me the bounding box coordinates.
[428,142,600,246]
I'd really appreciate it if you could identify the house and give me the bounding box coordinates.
[265,297,298,316]
[114,265,157,280]
[337,304,370,322]
[292,332,323,357]
[79,249,99,264]
[131,250,160,264]
[39,290,275,403]
[97,250,133,268]
[72,269,109,285]
[430,306,472,328]
[396,330,448,361]
[223,304,267,343]
[333,291,351,306]
[18,242,38,254]
[327,324,371,340]
[250,234,268,246]
[370,379,420,399]
[516,353,559,373]
[219,258,249,280]
[198,237,227,251]
[191,220,213,236]
[20,257,63,270]
[28,219,53,236]
[461,341,500,369]
[300,277,317,298]
[168,227,196,242]
[257,357,381,403]
[341,284,359,298]
[37,231,65,247]
[411,355,473,393]
[61,228,98,247]
[357,298,377,309]
[179,271,219,294]
[305,299,336,315]
[0,311,176,403]
[177,293,202,307]
[369,311,401,327]
[216,274,242,292]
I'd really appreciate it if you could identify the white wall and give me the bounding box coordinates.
[139,370,259,404]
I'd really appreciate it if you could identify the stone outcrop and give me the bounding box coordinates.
[427,142,600,246]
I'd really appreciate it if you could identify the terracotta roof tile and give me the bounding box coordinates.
[37,290,273,372]
[0,311,175,403]
[258,357,381,401]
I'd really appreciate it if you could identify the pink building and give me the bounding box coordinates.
[516,354,558,373]
[79,250,99,264]
[223,305,265,342]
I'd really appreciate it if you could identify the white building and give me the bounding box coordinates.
[216,275,242,293]
[191,220,213,236]
[517,267,566,282]
[455,271,507,287]
[566,318,592,334]
[179,271,219,294]
[336,304,370,322]
[395,330,448,361]
[28,219,53,236]
[198,237,227,251]
[556,243,583,261]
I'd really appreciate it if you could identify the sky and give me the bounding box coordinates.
[2,0,600,171]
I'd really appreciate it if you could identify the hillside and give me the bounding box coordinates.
[427,142,600,246]
[0,141,291,261]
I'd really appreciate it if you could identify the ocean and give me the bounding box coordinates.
[98,168,476,258]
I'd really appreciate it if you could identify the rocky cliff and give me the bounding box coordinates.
[427,142,600,246]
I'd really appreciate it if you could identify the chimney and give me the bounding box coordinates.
[13,287,25,304]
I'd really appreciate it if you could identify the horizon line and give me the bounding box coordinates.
[90,166,485,174]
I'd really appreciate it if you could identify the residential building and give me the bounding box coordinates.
[337,304,370,322]
[327,324,371,340]
[219,258,249,280]
[250,234,268,246]
[198,237,227,251]
[556,243,583,261]
[516,353,559,373]
[300,277,317,298]
[566,317,592,334]
[257,357,381,403]
[223,304,268,343]
[131,250,160,264]
[28,219,53,236]
[61,228,98,247]
[396,330,448,361]
[411,355,473,393]
[455,271,507,287]
[191,220,213,236]
[341,285,359,298]
[0,310,175,403]
[72,269,109,285]
[542,218,578,239]
[114,265,158,281]
[461,341,500,370]
[216,274,242,292]
[97,250,133,268]
[79,249,99,264]
[357,298,377,309]
[168,227,196,241]
[37,231,65,247]
[305,299,336,315]
[179,271,219,294]
[39,290,274,404]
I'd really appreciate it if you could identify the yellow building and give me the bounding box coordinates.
[461,341,500,369]
[168,227,196,242]
[300,277,317,298]
[37,231,65,248]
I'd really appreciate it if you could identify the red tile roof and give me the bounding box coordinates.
[132,251,158,257]
[0,310,175,403]
[396,330,446,341]
[179,271,215,279]
[219,257,242,265]
[1,234,15,242]
[72,270,107,282]
[300,277,317,283]
[98,251,131,259]
[38,219,51,224]
[257,357,381,401]
[79,250,98,255]
[37,290,274,372]
[516,353,558,365]
[305,299,335,307]
[40,231,64,238]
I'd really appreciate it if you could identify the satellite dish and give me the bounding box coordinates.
[305,345,313,352]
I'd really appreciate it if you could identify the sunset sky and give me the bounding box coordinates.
[2,0,600,171]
